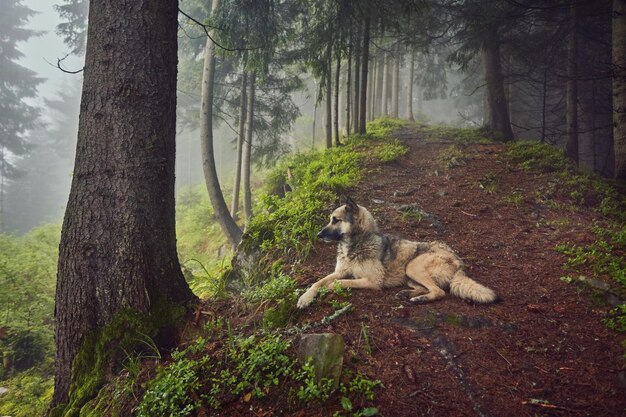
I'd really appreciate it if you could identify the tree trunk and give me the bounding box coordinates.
[382,53,389,116]
[346,39,352,136]
[353,21,361,134]
[243,72,256,225]
[199,0,242,246]
[482,27,514,142]
[391,45,399,118]
[566,1,579,164]
[51,0,194,410]
[370,57,380,120]
[334,55,341,146]
[367,58,375,121]
[312,92,318,148]
[406,48,415,122]
[231,71,248,218]
[358,15,370,134]
[325,42,333,149]
[613,0,626,179]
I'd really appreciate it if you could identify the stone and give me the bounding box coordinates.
[297,333,344,390]
[0,387,8,397]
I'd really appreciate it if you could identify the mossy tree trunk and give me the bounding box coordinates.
[52,0,195,412]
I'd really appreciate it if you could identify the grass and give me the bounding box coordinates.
[506,140,626,338]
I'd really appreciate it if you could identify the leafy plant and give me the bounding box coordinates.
[372,139,408,162]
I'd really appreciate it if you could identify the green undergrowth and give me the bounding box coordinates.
[130,119,405,416]
[0,370,53,417]
[418,125,493,144]
[506,140,626,337]
[243,119,407,260]
[135,332,382,417]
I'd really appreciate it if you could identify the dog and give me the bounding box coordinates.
[296,197,497,308]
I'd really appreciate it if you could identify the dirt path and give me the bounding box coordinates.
[294,127,626,416]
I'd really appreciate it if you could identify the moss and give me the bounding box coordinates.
[443,313,463,327]
[53,300,188,417]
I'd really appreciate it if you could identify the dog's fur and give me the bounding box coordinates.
[296,197,497,309]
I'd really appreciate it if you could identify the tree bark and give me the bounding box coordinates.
[482,26,514,142]
[243,72,256,225]
[358,15,371,134]
[381,53,389,116]
[52,0,194,409]
[325,42,333,149]
[231,71,247,218]
[613,0,626,179]
[566,0,579,164]
[406,48,415,122]
[334,55,341,146]
[352,24,361,134]
[346,38,352,136]
[200,0,242,246]
[391,45,399,118]
[367,58,375,121]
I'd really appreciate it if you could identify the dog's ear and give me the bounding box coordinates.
[345,196,358,213]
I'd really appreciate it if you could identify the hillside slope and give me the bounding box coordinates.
[284,125,625,416]
[93,123,625,417]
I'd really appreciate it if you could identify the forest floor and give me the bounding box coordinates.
[195,125,626,417]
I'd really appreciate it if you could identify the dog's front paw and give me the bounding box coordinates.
[297,290,316,309]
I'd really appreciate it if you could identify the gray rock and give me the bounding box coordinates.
[0,387,8,397]
[298,333,344,390]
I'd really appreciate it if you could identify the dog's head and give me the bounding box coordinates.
[317,196,378,242]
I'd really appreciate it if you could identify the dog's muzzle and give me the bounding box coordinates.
[317,228,343,242]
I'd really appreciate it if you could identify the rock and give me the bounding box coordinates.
[298,333,344,390]
[0,387,8,397]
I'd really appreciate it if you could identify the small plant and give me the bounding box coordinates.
[500,192,523,208]
[476,172,499,194]
[358,323,372,356]
[603,305,626,333]
[136,350,205,417]
[372,139,408,162]
[294,360,335,402]
[438,145,466,168]
[332,281,353,298]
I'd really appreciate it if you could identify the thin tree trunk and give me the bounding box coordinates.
[382,53,388,116]
[353,21,361,133]
[482,26,514,142]
[231,71,247,218]
[346,39,352,136]
[243,72,256,225]
[325,42,332,149]
[366,58,373,121]
[51,0,194,410]
[334,55,341,146]
[312,93,317,148]
[541,61,548,143]
[406,48,415,122]
[391,45,399,118]
[566,0,579,164]
[199,0,242,247]
[613,0,626,179]
[358,15,370,134]
[370,57,377,120]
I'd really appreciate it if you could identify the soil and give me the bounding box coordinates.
[198,127,626,417]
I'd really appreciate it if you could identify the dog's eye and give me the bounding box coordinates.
[331,217,341,224]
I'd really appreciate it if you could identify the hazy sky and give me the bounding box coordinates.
[19,1,84,101]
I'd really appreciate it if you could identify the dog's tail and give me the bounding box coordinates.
[449,270,497,303]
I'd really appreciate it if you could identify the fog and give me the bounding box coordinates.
[2,2,480,235]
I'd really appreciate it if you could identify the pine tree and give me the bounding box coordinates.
[0,0,43,232]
